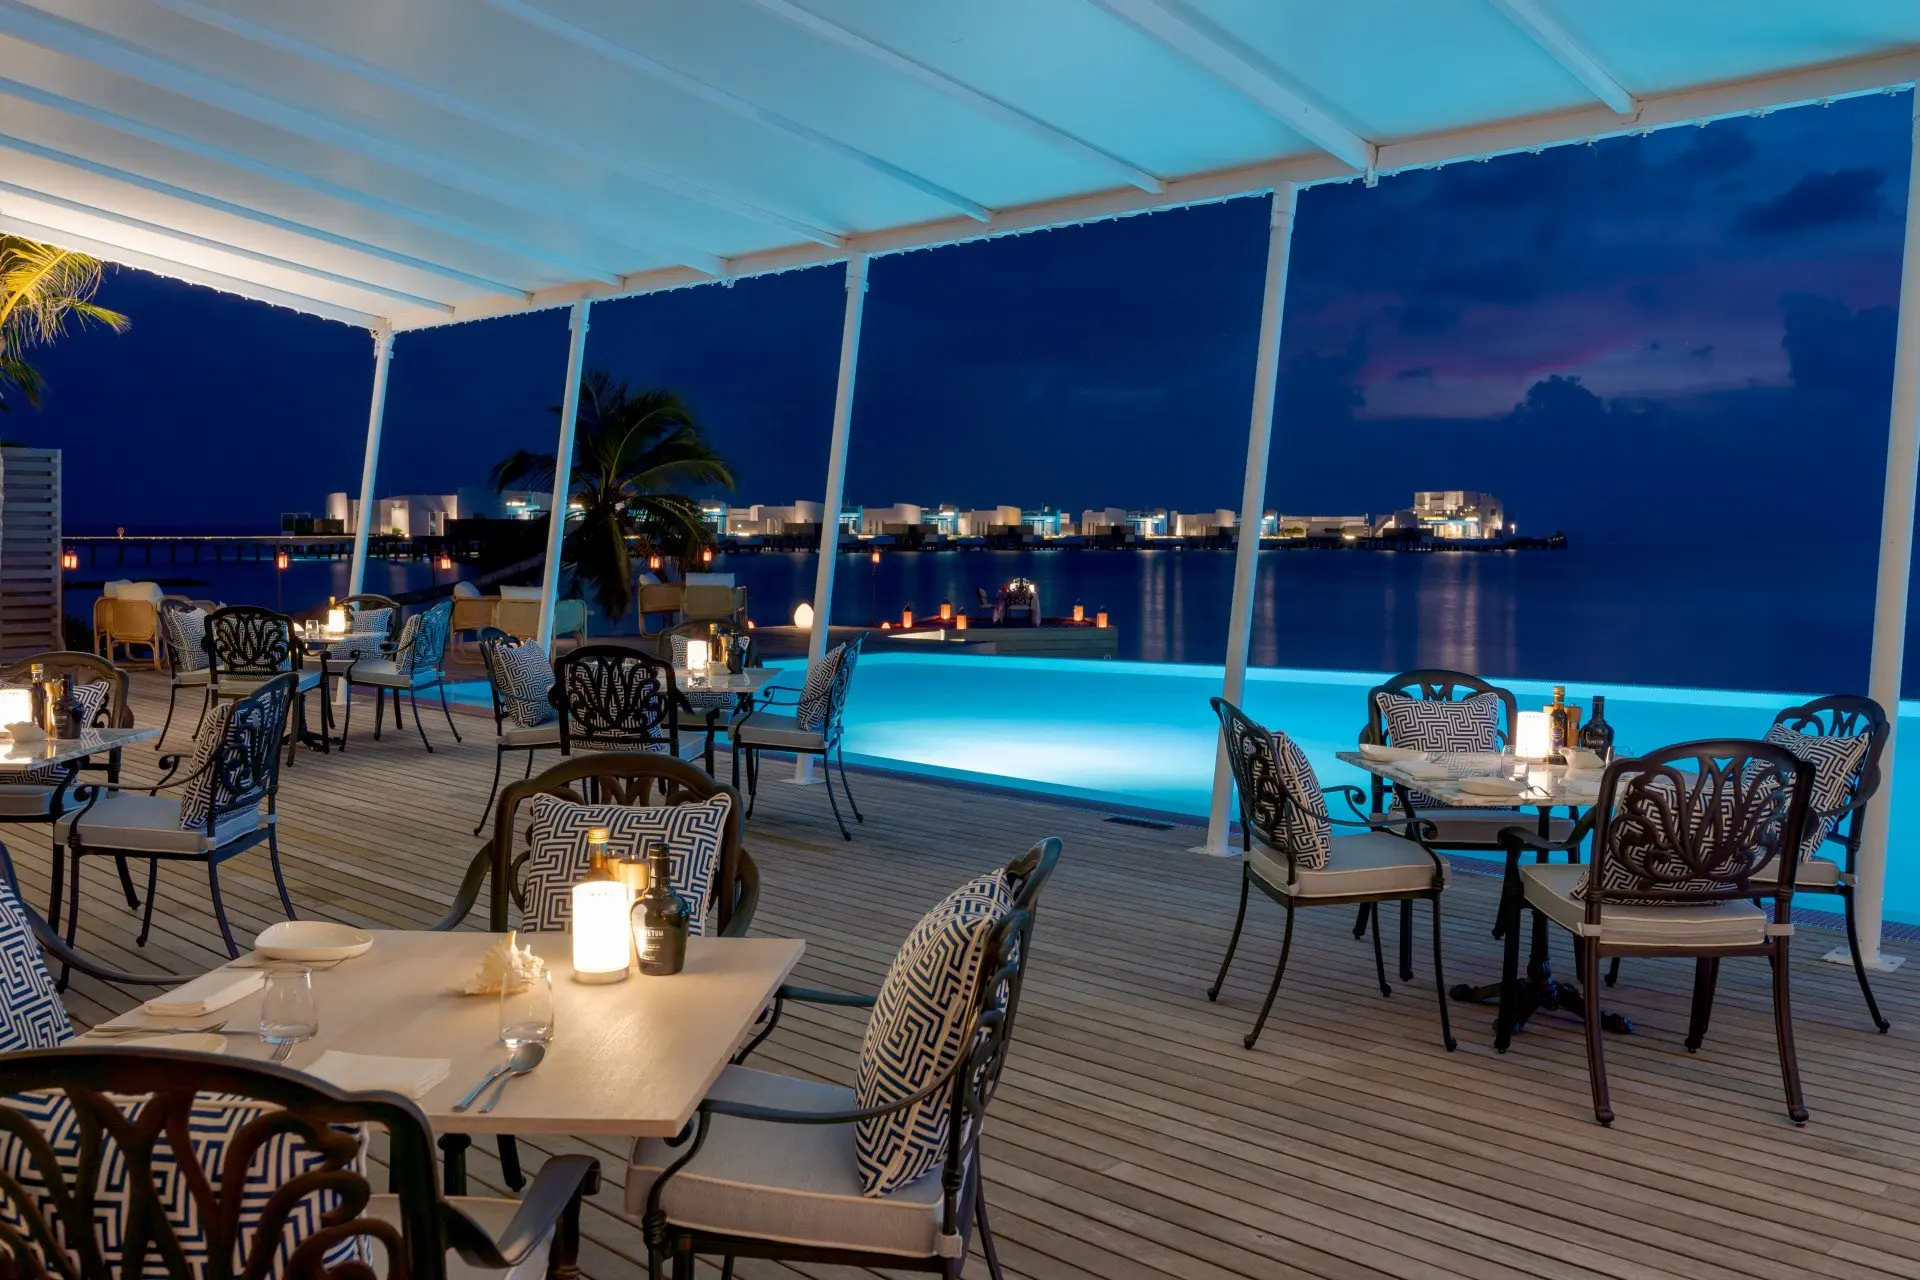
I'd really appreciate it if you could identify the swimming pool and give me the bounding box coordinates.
[454,652,1920,921]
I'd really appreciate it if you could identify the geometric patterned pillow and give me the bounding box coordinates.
[794,644,844,732]
[1264,730,1332,871]
[0,1090,369,1280]
[176,701,236,832]
[494,642,557,729]
[165,608,210,672]
[855,870,1011,1197]
[1376,691,1502,808]
[521,793,729,936]
[0,879,72,1052]
[1761,722,1869,863]
[1575,767,1797,903]
[348,606,391,636]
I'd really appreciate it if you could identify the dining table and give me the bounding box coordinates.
[82,929,806,1187]
[1334,748,1632,1035]
[671,666,782,698]
[0,726,159,776]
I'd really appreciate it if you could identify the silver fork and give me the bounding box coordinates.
[88,1021,230,1037]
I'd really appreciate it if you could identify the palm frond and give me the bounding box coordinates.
[0,238,129,349]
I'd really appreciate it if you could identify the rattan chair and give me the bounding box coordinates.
[1210,697,1456,1052]
[1494,739,1814,1125]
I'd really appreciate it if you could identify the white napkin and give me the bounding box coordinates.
[1402,763,1451,780]
[1360,744,1419,762]
[143,969,265,1018]
[303,1051,451,1099]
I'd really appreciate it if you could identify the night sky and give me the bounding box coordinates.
[13,90,1913,543]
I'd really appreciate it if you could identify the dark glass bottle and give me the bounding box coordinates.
[1578,695,1615,759]
[633,843,689,976]
[50,675,81,739]
[1547,685,1569,762]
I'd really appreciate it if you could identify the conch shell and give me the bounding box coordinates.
[458,931,544,995]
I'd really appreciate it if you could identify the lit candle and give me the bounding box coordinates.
[684,638,709,674]
[1515,711,1552,762]
[939,600,952,621]
[954,613,968,632]
[326,606,347,635]
[901,607,913,628]
[571,880,631,983]
[1095,608,1109,628]
[0,688,29,727]
[1073,602,1084,622]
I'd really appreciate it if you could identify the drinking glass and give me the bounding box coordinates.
[259,967,319,1047]
[500,960,555,1048]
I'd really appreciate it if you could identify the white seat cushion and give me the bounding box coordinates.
[346,660,440,689]
[173,667,211,687]
[1250,830,1448,899]
[1521,863,1775,948]
[216,670,321,695]
[1749,854,1844,888]
[1378,808,1577,847]
[55,792,266,854]
[0,787,57,818]
[363,1194,549,1280]
[626,1066,951,1260]
[732,712,826,751]
[500,721,561,748]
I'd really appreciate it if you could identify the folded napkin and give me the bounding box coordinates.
[1402,763,1452,780]
[1359,744,1419,762]
[143,969,265,1018]
[303,1051,451,1099]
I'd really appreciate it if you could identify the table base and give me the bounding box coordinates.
[1449,967,1634,1036]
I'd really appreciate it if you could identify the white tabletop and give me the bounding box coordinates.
[91,930,805,1137]
[0,726,158,771]
[674,667,782,694]
[1335,750,1601,809]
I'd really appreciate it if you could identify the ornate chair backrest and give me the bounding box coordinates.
[203,606,297,681]
[157,599,209,680]
[0,1047,470,1280]
[1586,739,1812,916]
[1211,697,1296,854]
[1000,578,1039,621]
[191,674,296,830]
[393,600,453,675]
[664,618,760,670]
[1771,694,1888,861]
[553,644,680,752]
[1361,668,1518,748]
[485,752,754,936]
[0,652,128,730]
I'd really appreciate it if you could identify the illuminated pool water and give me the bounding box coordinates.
[454,652,1920,922]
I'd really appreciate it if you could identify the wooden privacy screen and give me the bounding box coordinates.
[0,447,61,662]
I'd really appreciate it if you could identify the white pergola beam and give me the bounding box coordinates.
[1486,0,1636,115]
[347,327,396,598]
[470,0,989,223]
[0,131,526,299]
[1085,0,1374,172]
[401,46,1920,333]
[0,211,382,326]
[745,0,1165,195]
[537,300,591,653]
[0,2,700,278]
[0,72,625,286]
[145,0,831,256]
[0,177,452,312]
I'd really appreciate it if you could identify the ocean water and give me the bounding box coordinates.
[71,534,1894,695]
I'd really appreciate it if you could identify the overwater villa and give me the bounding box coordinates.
[5,6,1920,1280]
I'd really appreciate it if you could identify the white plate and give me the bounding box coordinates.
[1458,776,1526,797]
[255,921,374,962]
[106,1033,228,1054]
[1359,744,1421,762]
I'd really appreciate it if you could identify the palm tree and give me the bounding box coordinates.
[491,369,734,620]
[0,237,129,411]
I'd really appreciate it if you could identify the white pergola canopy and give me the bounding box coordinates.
[1,0,1917,332]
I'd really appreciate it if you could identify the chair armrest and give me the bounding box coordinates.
[705,1039,970,1126]
[443,1154,599,1271]
[775,985,876,1009]
[1497,809,1595,860]
[430,846,493,932]
[0,839,174,985]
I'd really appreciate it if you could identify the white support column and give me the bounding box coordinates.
[346,325,394,597]
[1199,186,1298,855]
[1843,94,1920,973]
[537,299,591,653]
[795,254,869,783]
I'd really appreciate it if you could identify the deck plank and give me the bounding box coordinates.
[16,670,1920,1280]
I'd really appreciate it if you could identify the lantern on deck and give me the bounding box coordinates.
[1072,601,1084,623]
[60,549,78,571]
[571,829,630,984]
[901,606,913,628]
[436,553,453,571]
[954,613,969,632]
[939,600,952,621]
[1095,608,1109,628]
[275,549,290,571]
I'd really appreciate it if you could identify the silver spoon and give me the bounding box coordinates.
[477,1042,545,1114]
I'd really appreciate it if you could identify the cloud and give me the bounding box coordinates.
[1780,293,1895,396]
[1738,168,1885,234]
[1690,344,1714,359]
[1395,365,1434,380]
[1673,125,1755,174]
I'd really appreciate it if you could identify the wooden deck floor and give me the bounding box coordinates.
[27,669,1920,1279]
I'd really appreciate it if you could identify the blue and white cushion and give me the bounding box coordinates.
[0,1091,369,1280]
[1263,730,1333,870]
[348,606,392,637]
[0,881,72,1052]
[521,794,729,935]
[165,608,210,672]
[1376,691,1501,808]
[494,642,557,728]
[1761,722,1870,864]
[855,871,1012,1197]
[795,644,845,732]
[176,701,235,832]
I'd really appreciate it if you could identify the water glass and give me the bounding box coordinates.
[500,960,555,1049]
[259,967,319,1047]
